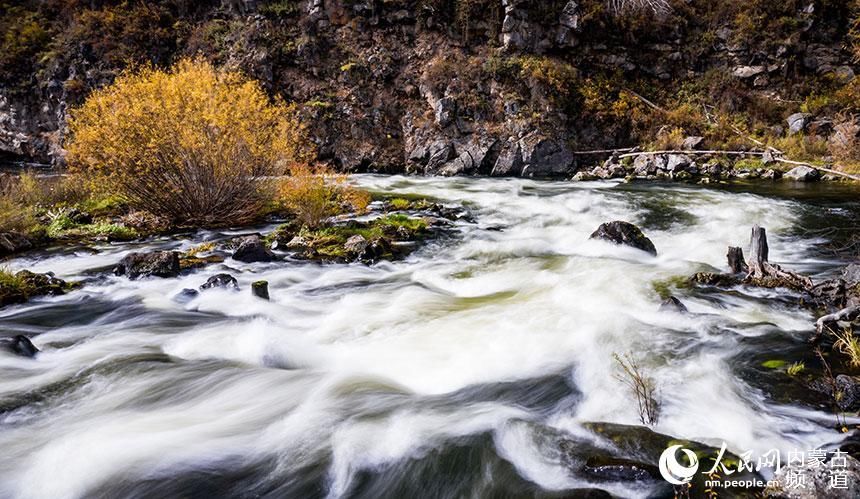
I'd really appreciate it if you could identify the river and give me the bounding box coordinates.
[1,175,859,498]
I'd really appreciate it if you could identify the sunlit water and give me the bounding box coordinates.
[1,176,859,498]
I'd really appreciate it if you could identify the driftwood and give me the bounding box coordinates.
[815,305,860,340]
[727,246,748,274]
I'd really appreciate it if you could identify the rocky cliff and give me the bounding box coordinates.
[1,0,857,176]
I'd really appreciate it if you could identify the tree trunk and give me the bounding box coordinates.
[727,246,748,274]
[748,226,768,279]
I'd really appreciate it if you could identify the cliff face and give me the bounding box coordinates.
[0,0,856,176]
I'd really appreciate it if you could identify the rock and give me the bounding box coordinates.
[762,149,777,165]
[766,453,860,498]
[589,221,657,256]
[761,168,782,180]
[784,165,820,181]
[582,456,659,481]
[0,232,33,257]
[286,236,308,249]
[174,288,199,303]
[15,270,69,296]
[682,136,704,150]
[810,375,860,412]
[559,0,580,30]
[114,251,181,279]
[690,272,741,287]
[665,154,692,172]
[842,264,860,286]
[659,296,688,313]
[361,237,392,262]
[232,235,275,263]
[344,234,369,256]
[732,65,766,78]
[0,335,39,358]
[787,113,814,135]
[490,140,523,177]
[199,273,239,291]
[518,132,574,177]
[1,270,73,307]
[434,97,456,128]
[251,280,269,300]
[572,171,596,181]
[808,279,849,310]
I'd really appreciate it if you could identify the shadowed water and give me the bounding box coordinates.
[1,176,859,498]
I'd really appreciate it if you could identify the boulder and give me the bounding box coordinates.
[665,154,692,172]
[490,140,524,176]
[1,270,74,307]
[0,232,33,257]
[784,165,820,182]
[518,132,574,177]
[0,335,39,358]
[589,221,657,256]
[114,251,181,279]
[251,280,269,300]
[766,453,860,498]
[682,136,704,150]
[787,113,813,135]
[199,273,239,291]
[344,234,369,256]
[232,235,275,263]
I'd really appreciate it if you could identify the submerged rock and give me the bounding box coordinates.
[589,221,657,256]
[199,273,239,291]
[231,235,275,263]
[0,335,39,358]
[114,251,181,279]
[174,288,199,303]
[659,296,688,313]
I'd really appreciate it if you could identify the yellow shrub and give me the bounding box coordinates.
[66,58,311,227]
[278,164,370,229]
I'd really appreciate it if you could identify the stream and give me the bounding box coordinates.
[1,175,860,498]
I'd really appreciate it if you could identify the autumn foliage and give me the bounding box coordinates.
[277,164,371,229]
[66,58,310,226]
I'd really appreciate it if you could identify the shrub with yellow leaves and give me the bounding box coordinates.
[278,164,371,229]
[66,58,311,227]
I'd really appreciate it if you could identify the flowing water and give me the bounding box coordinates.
[1,176,859,498]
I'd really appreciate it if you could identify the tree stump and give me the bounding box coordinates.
[727,246,748,274]
[743,225,812,290]
[748,226,769,279]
